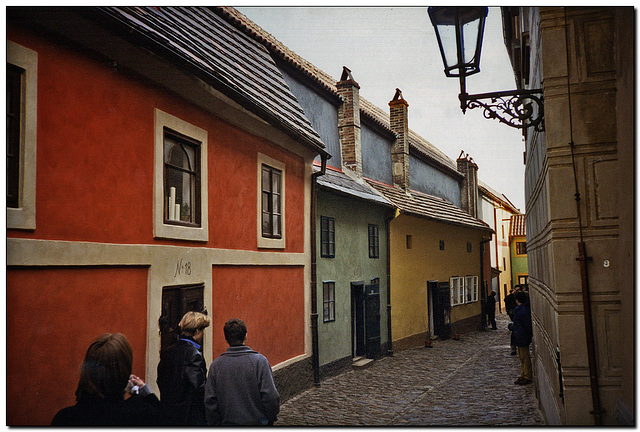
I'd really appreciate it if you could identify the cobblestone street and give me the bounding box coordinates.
[276,313,545,426]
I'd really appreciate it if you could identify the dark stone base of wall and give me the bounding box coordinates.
[393,331,429,351]
[452,314,483,335]
[319,355,352,380]
[274,344,396,402]
[272,356,314,403]
[392,315,482,351]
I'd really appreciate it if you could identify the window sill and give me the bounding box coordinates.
[154,223,208,242]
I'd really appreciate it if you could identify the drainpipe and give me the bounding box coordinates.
[385,214,395,356]
[480,236,492,330]
[310,155,327,386]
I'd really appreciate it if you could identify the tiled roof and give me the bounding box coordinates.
[367,181,493,232]
[316,166,394,208]
[217,6,460,176]
[99,6,326,155]
[510,214,526,237]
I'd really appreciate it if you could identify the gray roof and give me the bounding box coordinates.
[316,167,394,208]
[367,181,493,232]
[98,6,327,156]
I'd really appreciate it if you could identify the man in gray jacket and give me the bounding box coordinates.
[204,318,280,425]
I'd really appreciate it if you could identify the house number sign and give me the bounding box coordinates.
[174,258,192,277]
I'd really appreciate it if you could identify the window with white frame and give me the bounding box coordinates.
[450,277,464,306]
[450,275,478,306]
[465,275,478,303]
[7,41,38,230]
[257,153,286,249]
[154,109,208,242]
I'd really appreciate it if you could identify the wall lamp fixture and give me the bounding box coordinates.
[428,6,544,131]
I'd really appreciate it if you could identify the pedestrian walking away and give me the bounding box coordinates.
[205,318,280,426]
[487,291,497,329]
[157,311,211,425]
[51,333,166,426]
[509,292,533,385]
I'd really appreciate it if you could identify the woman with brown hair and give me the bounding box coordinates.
[51,333,165,426]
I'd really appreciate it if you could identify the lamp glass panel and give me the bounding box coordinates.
[461,19,480,68]
[437,23,459,70]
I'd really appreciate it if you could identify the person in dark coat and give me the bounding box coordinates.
[505,287,518,354]
[509,291,533,385]
[51,333,166,426]
[486,291,497,329]
[505,287,518,319]
[157,311,211,425]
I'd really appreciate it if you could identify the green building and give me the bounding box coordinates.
[509,214,528,288]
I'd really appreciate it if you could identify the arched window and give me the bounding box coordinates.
[164,130,200,226]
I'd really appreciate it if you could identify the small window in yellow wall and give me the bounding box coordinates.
[450,277,463,306]
[516,241,527,256]
[464,276,478,303]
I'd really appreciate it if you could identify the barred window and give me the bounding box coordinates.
[321,216,335,258]
[516,241,527,255]
[368,224,379,258]
[261,164,282,238]
[323,281,335,322]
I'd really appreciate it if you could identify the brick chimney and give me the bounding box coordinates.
[389,89,410,191]
[337,67,362,176]
[457,151,479,218]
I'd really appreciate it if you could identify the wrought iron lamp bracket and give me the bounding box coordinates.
[460,89,545,131]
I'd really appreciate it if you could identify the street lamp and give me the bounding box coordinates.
[428,6,544,131]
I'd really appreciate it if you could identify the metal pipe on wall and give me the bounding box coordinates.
[310,155,327,386]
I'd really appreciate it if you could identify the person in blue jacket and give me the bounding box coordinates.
[510,291,533,385]
[205,318,280,425]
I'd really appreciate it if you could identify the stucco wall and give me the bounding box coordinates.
[7,267,149,425]
[211,265,306,365]
[279,68,341,167]
[409,155,462,207]
[361,124,394,185]
[525,6,632,425]
[316,189,391,366]
[510,236,529,287]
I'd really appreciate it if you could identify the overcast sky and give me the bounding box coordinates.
[236,6,526,211]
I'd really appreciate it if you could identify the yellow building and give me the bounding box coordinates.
[369,180,493,349]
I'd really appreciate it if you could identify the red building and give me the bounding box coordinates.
[7,7,328,425]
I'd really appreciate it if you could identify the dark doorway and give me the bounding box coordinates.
[159,283,205,352]
[351,281,365,358]
[364,280,381,359]
[431,281,451,339]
